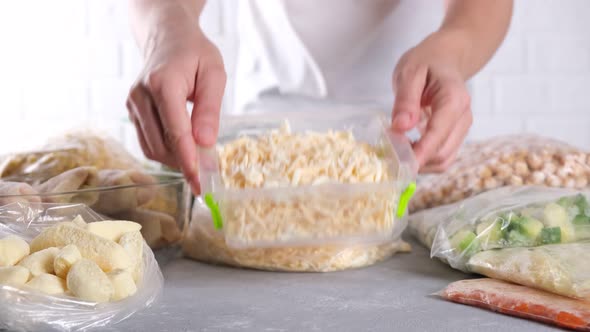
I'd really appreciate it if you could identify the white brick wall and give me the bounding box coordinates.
[1,0,589,157]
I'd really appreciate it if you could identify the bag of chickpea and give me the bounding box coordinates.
[410,135,590,213]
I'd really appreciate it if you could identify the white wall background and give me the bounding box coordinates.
[0,0,589,158]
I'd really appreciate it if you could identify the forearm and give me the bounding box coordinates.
[129,0,206,57]
[419,0,513,80]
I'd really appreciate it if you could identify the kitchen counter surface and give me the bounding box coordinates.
[111,239,561,332]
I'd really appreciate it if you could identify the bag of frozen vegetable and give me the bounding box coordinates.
[407,204,455,249]
[438,278,590,331]
[410,135,590,213]
[431,186,590,299]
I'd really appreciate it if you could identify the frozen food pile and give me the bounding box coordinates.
[410,135,590,212]
[0,203,163,331]
[0,131,190,249]
[185,111,417,271]
[403,134,590,329]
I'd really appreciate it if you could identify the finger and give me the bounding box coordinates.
[420,108,472,173]
[420,149,459,173]
[413,91,468,168]
[147,73,200,193]
[391,65,428,132]
[430,108,472,164]
[192,60,227,147]
[127,87,173,165]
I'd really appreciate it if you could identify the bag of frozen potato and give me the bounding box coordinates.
[0,202,163,331]
[183,111,417,272]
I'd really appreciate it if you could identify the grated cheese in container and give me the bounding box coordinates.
[197,111,417,249]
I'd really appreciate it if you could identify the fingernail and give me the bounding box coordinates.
[393,113,411,128]
[197,126,215,146]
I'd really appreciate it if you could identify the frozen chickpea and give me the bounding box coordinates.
[571,164,586,178]
[450,190,464,202]
[476,166,492,178]
[483,177,499,190]
[564,178,576,189]
[574,152,586,163]
[454,176,466,189]
[530,171,546,185]
[494,164,512,180]
[526,153,543,171]
[586,154,590,165]
[441,196,451,205]
[509,175,523,186]
[487,157,500,167]
[575,176,588,189]
[546,174,562,187]
[561,154,578,164]
[432,189,443,203]
[421,191,432,203]
[557,166,574,178]
[513,161,529,177]
[500,153,515,164]
[542,162,557,174]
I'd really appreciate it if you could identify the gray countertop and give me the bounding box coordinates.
[111,239,561,332]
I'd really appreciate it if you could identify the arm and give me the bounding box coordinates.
[439,0,513,79]
[127,0,226,194]
[391,0,513,172]
[129,0,204,57]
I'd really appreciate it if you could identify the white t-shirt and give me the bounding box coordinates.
[233,0,444,114]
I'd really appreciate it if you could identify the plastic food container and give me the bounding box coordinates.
[0,172,190,249]
[198,110,417,249]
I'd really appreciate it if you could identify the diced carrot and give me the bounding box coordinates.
[440,279,590,331]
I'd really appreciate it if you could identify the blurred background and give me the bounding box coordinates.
[0,0,589,159]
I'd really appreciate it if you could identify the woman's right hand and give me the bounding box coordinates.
[126,12,226,194]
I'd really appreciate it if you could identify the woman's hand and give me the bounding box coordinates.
[391,31,472,173]
[126,9,226,193]
[391,0,512,173]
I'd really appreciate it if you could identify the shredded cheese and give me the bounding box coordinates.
[217,121,398,248]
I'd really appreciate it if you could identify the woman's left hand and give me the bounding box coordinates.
[391,32,473,173]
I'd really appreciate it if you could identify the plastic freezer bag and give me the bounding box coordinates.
[0,130,142,183]
[431,186,590,270]
[182,196,411,272]
[467,242,590,300]
[198,111,417,249]
[408,204,456,249]
[410,134,590,213]
[431,186,590,299]
[438,278,590,331]
[0,202,164,332]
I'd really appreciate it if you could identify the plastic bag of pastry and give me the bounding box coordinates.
[0,130,142,183]
[410,134,590,213]
[90,169,157,215]
[0,181,41,206]
[182,196,411,272]
[0,202,163,331]
[438,278,590,331]
[34,166,99,205]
